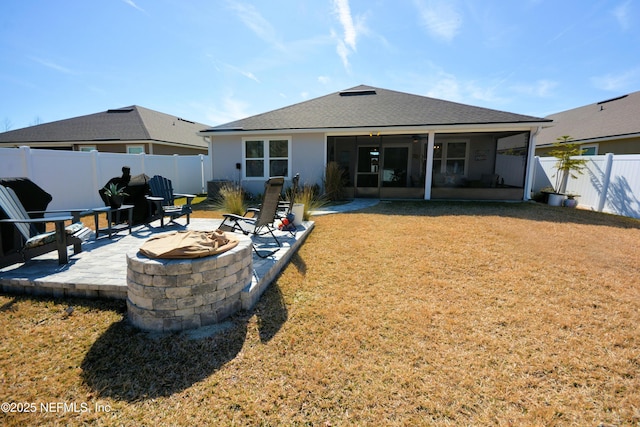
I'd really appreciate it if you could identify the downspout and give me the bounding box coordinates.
[523,126,541,201]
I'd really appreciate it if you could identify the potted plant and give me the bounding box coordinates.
[546,135,587,207]
[563,193,580,208]
[103,183,128,209]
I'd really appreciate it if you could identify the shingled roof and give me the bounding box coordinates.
[536,90,640,146]
[203,85,548,133]
[0,106,209,149]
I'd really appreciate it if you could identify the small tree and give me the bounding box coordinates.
[547,135,587,194]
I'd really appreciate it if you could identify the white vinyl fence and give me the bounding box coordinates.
[533,153,640,219]
[0,146,212,211]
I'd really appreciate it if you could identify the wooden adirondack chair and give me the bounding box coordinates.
[146,175,196,227]
[0,185,92,267]
[219,176,284,258]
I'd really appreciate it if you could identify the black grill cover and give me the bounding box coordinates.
[98,167,151,225]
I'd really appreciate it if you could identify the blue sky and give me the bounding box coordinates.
[2,0,639,130]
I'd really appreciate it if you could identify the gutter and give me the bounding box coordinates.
[199,121,551,137]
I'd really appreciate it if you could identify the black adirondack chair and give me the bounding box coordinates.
[146,175,196,227]
[0,185,91,267]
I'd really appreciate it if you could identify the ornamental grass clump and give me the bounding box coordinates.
[323,161,347,201]
[295,183,326,221]
[213,183,246,215]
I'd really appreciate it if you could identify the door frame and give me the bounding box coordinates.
[355,143,381,198]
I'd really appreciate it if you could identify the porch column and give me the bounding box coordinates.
[423,132,435,200]
[523,127,539,201]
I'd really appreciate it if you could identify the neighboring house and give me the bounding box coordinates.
[0,106,209,155]
[536,90,640,156]
[200,85,550,200]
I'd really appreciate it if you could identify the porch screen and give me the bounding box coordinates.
[382,147,408,187]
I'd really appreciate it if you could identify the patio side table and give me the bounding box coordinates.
[92,205,134,239]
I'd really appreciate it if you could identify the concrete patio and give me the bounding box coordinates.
[0,218,314,311]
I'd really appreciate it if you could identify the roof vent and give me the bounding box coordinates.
[339,89,376,97]
[597,94,628,105]
[107,108,134,113]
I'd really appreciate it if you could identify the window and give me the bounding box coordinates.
[580,144,598,155]
[430,140,469,186]
[127,145,145,154]
[430,141,468,175]
[243,138,290,179]
[78,145,96,152]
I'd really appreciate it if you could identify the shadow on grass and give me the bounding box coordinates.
[353,200,640,229]
[80,284,289,401]
[254,282,288,343]
[80,314,248,402]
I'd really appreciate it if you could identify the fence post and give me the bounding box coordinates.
[139,152,146,176]
[597,153,614,213]
[173,154,180,192]
[19,146,33,179]
[91,150,102,206]
[199,154,205,194]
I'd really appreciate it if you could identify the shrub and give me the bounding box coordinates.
[323,161,347,201]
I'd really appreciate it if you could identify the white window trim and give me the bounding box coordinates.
[127,144,145,154]
[242,137,291,180]
[78,145,96,152]
[433,140,470,176]
[580,143,599,155]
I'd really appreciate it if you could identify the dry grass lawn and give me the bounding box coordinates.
[1,201,639,426]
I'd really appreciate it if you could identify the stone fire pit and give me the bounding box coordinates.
[126,233,252,332]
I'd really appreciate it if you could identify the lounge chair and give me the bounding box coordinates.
[219,176,284,258]
[245,174,300,235]
[146,175,195,227]
[277,173,300,218]
[0,185,92,267]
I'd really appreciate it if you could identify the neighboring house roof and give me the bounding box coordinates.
[536,90,640,146]
[0,105,210,149]
[202,85,549,133]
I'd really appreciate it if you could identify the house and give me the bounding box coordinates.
[0,106,209,155]
[535,90,640,156]
[199,85,550,200]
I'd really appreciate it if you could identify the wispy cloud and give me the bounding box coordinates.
[203,95,253,125]
[591,67,640,91]
[228,63,260,83]
[414,64,510,107]
[206,57,261,83]
[511,79,559,98]
[121,0,145,12]
[29,57,76,75]
[226,1,284,50]
[331,0,359,70]
[333,0,357,50]
[414,0,462,42]
[612,0,632,31]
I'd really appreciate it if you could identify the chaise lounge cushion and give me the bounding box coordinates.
[24,222,87,249]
